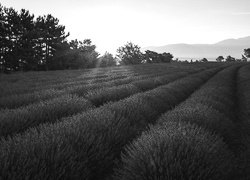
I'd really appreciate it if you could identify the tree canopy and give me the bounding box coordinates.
[117,42,143,65]
[225,55,236,62]
[0,4,72,71]
[216,56,224,62]
[200,58,208,62]
[98,52,117,67]
[144,50,173,63]
[1,4,178,72]
[244,48,250,58]
[116,43,173,65]
[0,4,101,71]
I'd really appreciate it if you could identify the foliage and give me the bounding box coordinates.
[200,58,208,62]
[0,4,71,71]
[0,4,178,71]
[114,121,235,180]
[117,42,143,65]
[225,55,236,62]
[0,94,93,137]
[159,66,242,152]
[85,71,194,107]
[0,64,220,179]
[85,84,141,107]
[0,4,105,71]
[0,62,249,179]
[97,52,117,67]
[216,55,224,62]
[244,48,250,58]
[144,50,173,63]
[237,65,250,177]
[35,14,70,70]
[0,88,67,109]
[241,55,247,62]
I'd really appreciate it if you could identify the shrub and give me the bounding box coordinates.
[184,94,236,120]
[131,79,162,91]
[85,71,195,107]
[103,96,157,125]
[0,65,223,179]
[67,70,176,97]
[0,107,140,180]
[156,65,246,154]
[0,94,93,138]
[114,121,235,180]
[157,103,239,151]
[236,65,250,178]
[154,72,189,85]
[0,88,67,109]
[85,84,141,106]
[237,65,250,124]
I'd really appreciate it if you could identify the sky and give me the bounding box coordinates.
[1,0,250,55]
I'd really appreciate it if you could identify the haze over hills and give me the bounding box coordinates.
[142,36,250,61]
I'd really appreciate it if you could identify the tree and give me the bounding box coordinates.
[225,55,235,62]
[53,41,71,69]
[241,55,247,62]
[200,58,208,62]
[35,14,69,70]
[244,48,250,58]
[117,42,143,65]
[1,4,104,71]
[98,52,116,67]
[0,4,8,69]
[161,52,173,63]
[0,4,78,71]
[144,50,159,63]
[0,5,38,71]
[81,39,99,68]
[57,39,99,69]
[216,56,224,62]
[18,9,36,70]
[143,50,173,63]
[2,6,21,70]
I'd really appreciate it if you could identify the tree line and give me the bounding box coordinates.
[0,4,69,71]
[117,42,173,65]
[0,4,117,72]
[216,49,250,62]
[0,4,174,73]
[0,4,115,71]
[1,3,249,73]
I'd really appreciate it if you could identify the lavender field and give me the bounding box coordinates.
[0,63,250,179]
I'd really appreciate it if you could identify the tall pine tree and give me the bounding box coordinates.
[0,4,7,70]
[18,9,36,70]
[35,14,69,70]
[2,6,20,69]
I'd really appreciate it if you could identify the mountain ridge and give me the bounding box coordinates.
[142,36,250,60]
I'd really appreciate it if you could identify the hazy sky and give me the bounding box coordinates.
[1,0,250,55]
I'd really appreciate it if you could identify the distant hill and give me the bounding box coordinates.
[142,36,250,60]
